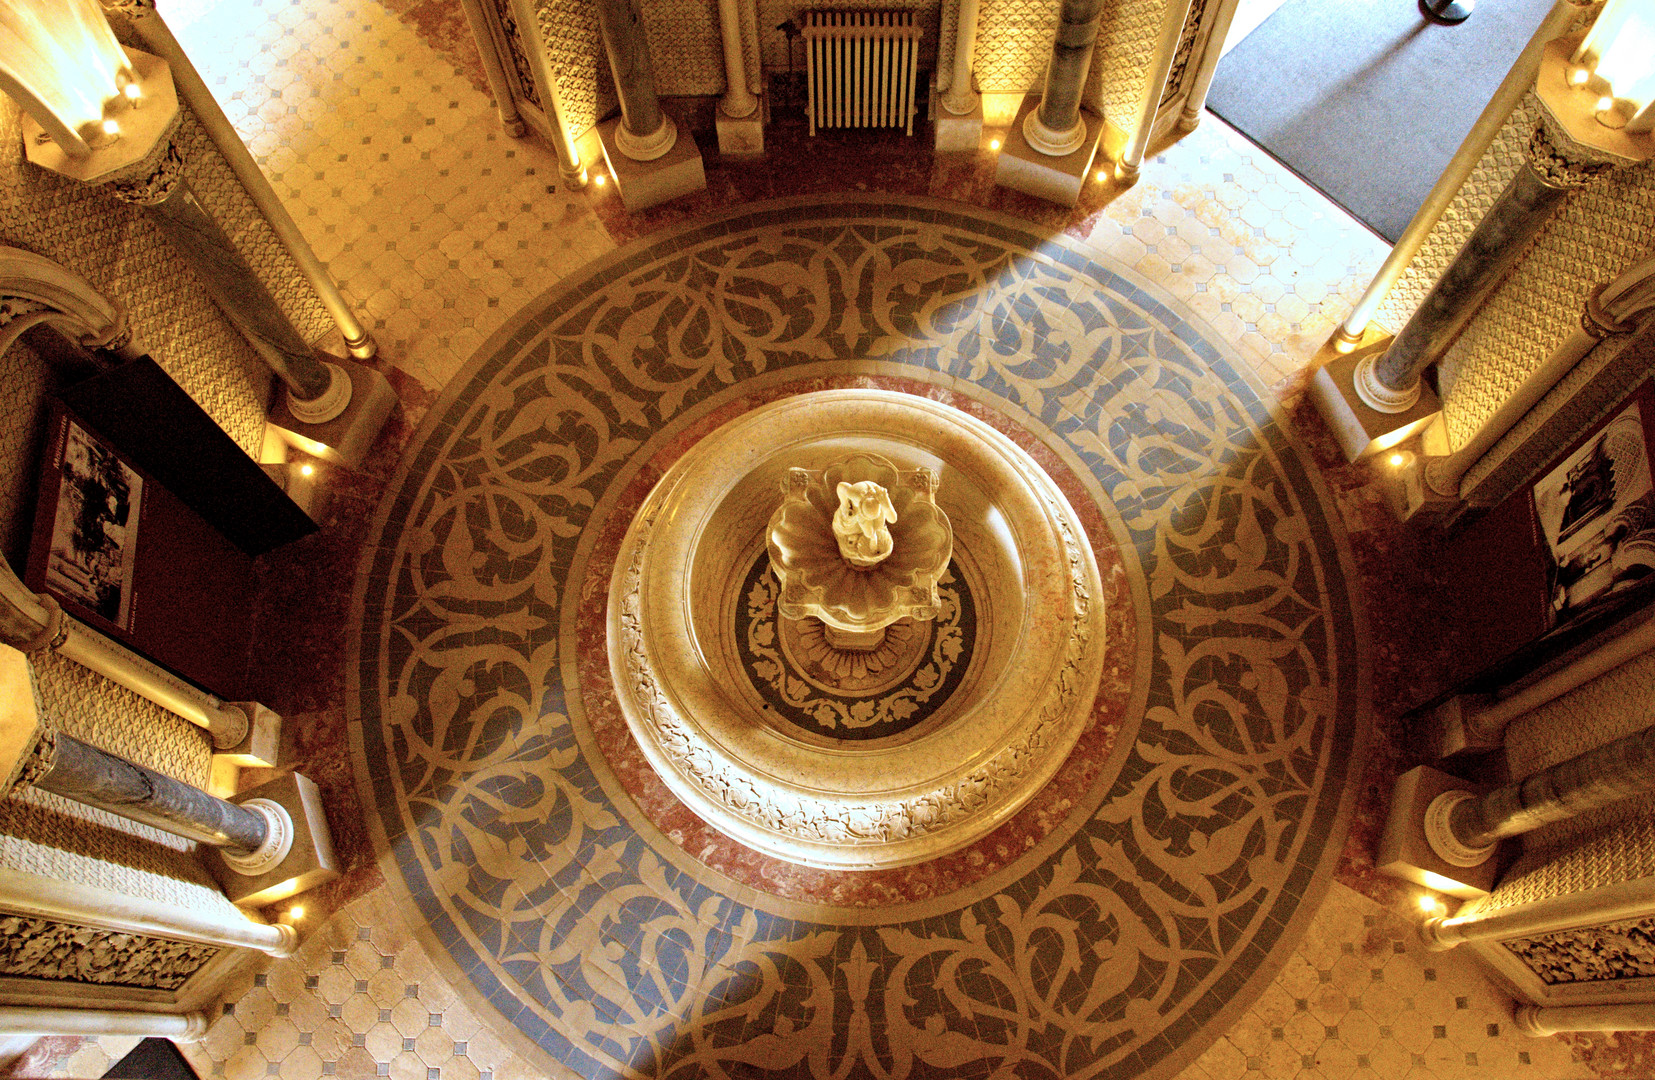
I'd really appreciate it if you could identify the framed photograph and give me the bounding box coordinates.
[42,417,144,631]
[1532,392,1655,629]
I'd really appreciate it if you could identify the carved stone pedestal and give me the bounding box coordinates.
[933,81,984,153]
[1308,342,1440,462]
[268,356,398,468]
[993,96,1103,207]
[598,115,708,210]
[716,101,765,156]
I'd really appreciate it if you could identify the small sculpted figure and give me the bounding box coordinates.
[833,480,897,566]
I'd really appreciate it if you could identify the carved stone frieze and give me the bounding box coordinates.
[0,914,217,990]
[1506,916,1655,985]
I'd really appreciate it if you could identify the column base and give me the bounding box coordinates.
[992,95,1103,208]
[1308,342,1440,461]
[716,99,765,156]
[932,78,984,153]
[203,771,339,907]
[1376,765,1500,900]
[1397,454,1463,524]
[268,356,397,469]
[214,701,281,769]
[599,115,707,211]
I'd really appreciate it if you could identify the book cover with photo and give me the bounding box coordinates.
[27,401,257,700]
[43,419,144,631]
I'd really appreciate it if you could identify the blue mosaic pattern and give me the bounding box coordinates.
[351,198,1364,1080]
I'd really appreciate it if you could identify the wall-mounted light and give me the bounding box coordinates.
[1534,3,1655,167]
[0,0,179,184]
[1569,0,1654,133]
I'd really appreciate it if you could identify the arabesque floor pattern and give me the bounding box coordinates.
[14,0,1610,1074]
[346,197,1362,1079]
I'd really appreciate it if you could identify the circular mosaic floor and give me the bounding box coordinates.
[349,196,1367,1080]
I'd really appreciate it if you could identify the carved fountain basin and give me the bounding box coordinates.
[608,390,1105,869]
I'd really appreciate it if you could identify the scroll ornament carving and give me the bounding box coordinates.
[102,131,186,206]
[0,914,217,990]
[620,487,1091,847]
[1507,916,1655,985]
[1527,115,1617,190]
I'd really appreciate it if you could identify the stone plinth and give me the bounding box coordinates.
[1308,344,1440,462]
[598,116,707,210]
[993,95,1103,207]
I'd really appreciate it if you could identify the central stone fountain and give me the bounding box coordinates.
[609,389,1105,868]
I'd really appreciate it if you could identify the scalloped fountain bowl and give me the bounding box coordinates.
[608,389,1105,869]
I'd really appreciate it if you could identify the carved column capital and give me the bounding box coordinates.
[13,726,57,791]
[100,125,187,206]
[1526,114,1617,191]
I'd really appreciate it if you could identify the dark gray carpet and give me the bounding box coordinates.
[1208,0,1556,242]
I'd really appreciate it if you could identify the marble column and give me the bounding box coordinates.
[22,729,274,854]
[1116,0,1195,184]
[456,0,529,137]
[0,644,335,906]
[1334,0,1583,348]
[591,0,706,209]
[1383,724,1655,902]
[1352,118,1613,416]
[502,0,589,189]
[1023,0,1105,157]
[1516,1004,1655,1037]
[595,0,677,161]
[19,45,397,465]
[1443,723,1655,855]
[715,0,764,155]
[114,0,379,360]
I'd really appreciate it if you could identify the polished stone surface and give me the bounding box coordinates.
[608,388,1105,870]
[346,197,1363,1079]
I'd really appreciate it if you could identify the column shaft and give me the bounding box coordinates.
[1035,0,1105,136]
[940,0,983,116]
[1371,161,1569,394]
[32,731,268,852]
[148,179,334,401]
[1448,722,1655,850]
[595,0,671,154]
[718,0,758,118]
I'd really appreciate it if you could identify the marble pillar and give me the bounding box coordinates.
[26,729,272,853]
[934,0,984,152]
[1024,0,1104,157]
[992,0,1105,206]
[0,644,337,906]
[1354,119,1612,417]
[1381,724,1655,901]
[1449,723,1655,852]
[593,0,707,208]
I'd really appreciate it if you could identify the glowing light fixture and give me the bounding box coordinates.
[988,138,1002,151]
[0,0,134,155]
[0,0,179,182]
[1571,0,1655,133]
